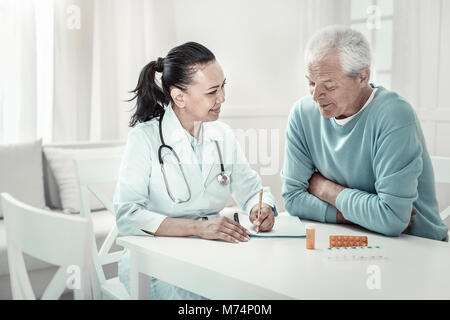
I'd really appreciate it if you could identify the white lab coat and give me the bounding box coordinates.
[113,105,276,299]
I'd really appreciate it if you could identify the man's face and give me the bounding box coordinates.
[306,53,365,119]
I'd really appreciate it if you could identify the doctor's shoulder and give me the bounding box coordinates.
[125,119,159,150]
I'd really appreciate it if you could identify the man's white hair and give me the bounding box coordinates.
[305,25,371,78]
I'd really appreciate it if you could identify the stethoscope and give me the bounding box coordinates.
[158,110,230,204]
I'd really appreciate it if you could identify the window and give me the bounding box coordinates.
[350,0,393,89]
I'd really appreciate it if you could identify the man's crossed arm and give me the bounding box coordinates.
[307,171,417,230]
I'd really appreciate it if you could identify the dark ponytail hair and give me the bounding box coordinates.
[128,42,216,127]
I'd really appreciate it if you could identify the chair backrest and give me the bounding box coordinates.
[1,193,93,300]
[430,156,450,222]
[74,156,123,299]
[431,156,450,184]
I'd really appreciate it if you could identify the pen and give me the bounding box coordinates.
[233,212,239,224]
[256,188,263,233]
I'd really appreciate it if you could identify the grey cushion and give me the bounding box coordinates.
[42,141,125,210]
[43,146,124,213]
[0,139,47,218]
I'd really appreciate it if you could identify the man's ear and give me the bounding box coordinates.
[170,87,186,108]
[358,68,370,87]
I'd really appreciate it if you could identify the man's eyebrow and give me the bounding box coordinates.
[305,76,335,84]
[207,78,226,90]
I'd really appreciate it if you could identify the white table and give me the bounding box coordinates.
[116,212,450,299]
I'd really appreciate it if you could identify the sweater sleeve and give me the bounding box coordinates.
[335,123,423,236]
[281,104,337,223]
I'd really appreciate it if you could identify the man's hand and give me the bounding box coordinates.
[336,210,353,224]
[249,203,275,232]
[404,208,418,232]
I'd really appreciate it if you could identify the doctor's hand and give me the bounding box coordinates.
[196,216,250,243]
[249,203,274,232]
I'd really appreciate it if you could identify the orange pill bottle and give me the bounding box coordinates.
[306,224,315,250]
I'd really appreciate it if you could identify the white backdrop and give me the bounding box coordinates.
[172,0,349,119]
[0,0,449,211]
[0,0,351,143]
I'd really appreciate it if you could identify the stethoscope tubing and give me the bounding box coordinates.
[157,109,229,204]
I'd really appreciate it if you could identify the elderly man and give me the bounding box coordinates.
[281,26,448,241]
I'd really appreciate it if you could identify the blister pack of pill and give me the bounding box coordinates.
[329,235,368,248]
[325,246,386,262]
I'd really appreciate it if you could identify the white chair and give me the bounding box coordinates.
[430,156,450,222]
[75,156,129,300]
[1,193,93,300]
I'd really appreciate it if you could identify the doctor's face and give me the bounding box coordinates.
[306,53,367,119]
[183,61,226,122]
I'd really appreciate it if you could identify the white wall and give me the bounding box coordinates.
[170,0,307,211]
[172,0,305,118]
[171,0,349,119]
[2,0,448,213]
[169,0,350,210]
[165,0,450,212]
[220,116,289,211]
[391,0,450,213]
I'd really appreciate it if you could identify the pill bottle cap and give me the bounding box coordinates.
[305,223,315,229]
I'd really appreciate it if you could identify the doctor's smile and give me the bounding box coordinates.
[209,105,221,114]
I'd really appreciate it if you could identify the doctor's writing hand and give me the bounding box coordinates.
[249,203,274,232]
[196,216,250,243]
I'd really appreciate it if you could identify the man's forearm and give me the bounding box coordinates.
[308,173,414,233]
[318,180,346,207]
[319,181,356,224]
[307,172,353,224]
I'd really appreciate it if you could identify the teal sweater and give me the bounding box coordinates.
[281,85,448,241]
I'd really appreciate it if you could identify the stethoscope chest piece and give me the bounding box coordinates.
[213,140,229,186]
[217,172,230,186]
[158,110,231,203]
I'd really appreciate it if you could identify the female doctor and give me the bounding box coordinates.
[114,42,276,300]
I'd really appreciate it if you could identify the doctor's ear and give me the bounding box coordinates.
[170,87,186,109]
